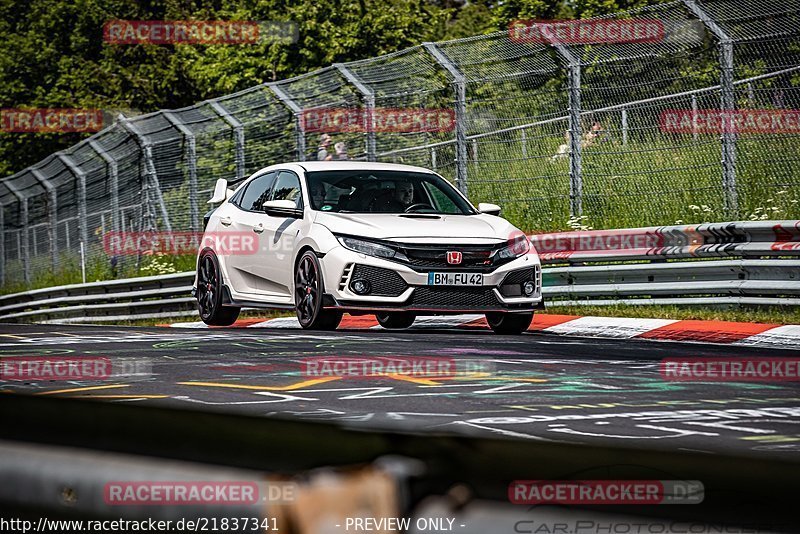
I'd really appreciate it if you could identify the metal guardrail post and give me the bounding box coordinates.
[209,101,246,181]
[333,64,377,162]
[549,39,583,217]
[4,180,30,285]
[118,116,173,232]
[30,168,58,270]
[268,83,306,162]
[163,112,199,232]
[87,142,120,234]
[57,154,90,257]
[683,0,738,217]
[423,42,468,194]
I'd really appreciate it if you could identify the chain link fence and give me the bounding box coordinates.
[1,0,799,290]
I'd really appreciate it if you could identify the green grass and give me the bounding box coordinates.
[466,133,800,232]
[1,252,197,295]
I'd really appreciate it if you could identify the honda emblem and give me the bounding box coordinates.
[446,251,463,265]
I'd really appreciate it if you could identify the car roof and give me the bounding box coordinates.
[260,161,438,175]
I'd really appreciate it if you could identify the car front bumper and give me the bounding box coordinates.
[319,245,544,315]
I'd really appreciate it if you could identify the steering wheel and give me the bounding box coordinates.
[404,203,435,213]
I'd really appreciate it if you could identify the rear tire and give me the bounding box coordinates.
[196,250,241,326]
[375,312,416,329]
[295,251,343,330]
[486,312,533,334]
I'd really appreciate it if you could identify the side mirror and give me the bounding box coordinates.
[263,199,303,218]
[478,202,502,216]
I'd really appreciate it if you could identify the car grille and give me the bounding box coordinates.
[410,286,500,309]
[350,264,408,297]
[397,244,507,272]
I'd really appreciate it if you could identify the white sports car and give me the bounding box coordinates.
[194,161,543,333]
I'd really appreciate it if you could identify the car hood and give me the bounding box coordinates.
[313,212,518,243]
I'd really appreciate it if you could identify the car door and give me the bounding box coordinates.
[223,171,277,295]
[257,169,305,298]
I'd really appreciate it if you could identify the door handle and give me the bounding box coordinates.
[220,216,232,226]
[253,223,264,234]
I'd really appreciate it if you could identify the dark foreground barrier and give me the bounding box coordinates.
[1,394,799,532]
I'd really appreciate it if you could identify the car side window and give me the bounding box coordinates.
[238,172,276,212]
[270,170,303,209]
[228,182,248,207]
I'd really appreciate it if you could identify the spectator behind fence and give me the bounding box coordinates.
[317,134,333,161]
[334,141,349,160]
[552,131,570,160]
[584,121,609,146]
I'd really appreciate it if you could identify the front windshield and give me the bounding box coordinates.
[305,170,476,215]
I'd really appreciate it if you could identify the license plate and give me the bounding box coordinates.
[427,272,483,286]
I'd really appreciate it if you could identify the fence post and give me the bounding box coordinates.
[333,64,376,162]
[548,35,583,217]
[5,180,29,285]
[30,168,58,271]
[691,94,699,143]
[268,83,306,162]
[87,142,120,234]
[621,107,628,146]
[163,111,199,232]
[57,154,89,260]
[209,101,246,181]
[118,116,173,232]
[423,42,468,194]
[431,148,437,171]
[521,129,528,158]
[682,0,737,217]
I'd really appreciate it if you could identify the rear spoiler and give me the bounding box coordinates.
[208,178,235,204]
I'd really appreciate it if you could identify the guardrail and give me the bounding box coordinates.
[0,221,797,323]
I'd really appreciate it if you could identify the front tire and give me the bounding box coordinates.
[196,250,240,326]
[486,312,533,334]
[375,312,416,329]
[295,251,342,330]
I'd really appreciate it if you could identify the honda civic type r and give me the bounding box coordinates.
[194,161,543,334]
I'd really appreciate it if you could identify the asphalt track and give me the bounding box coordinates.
[1,322,800,460]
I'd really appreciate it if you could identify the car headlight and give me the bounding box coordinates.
[337,236,408,261]
[494,234,530,260]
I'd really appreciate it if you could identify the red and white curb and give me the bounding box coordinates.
[163,314,800,348]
